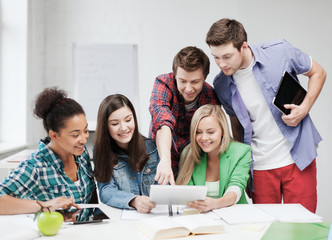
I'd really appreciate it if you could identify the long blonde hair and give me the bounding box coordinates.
[176,104,231,185]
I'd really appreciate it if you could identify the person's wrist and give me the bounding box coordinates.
[129,197,137,208]
[36,200,46,212]
[160,155,169,161]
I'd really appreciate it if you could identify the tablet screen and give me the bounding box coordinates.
[149,185,207,205]
[56,207,110,224]
[273,71,307,115]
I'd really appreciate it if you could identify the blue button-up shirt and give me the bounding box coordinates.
[213,39,322,171]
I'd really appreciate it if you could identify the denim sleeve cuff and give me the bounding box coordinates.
[125,195,138,209]
[104,192,137,210]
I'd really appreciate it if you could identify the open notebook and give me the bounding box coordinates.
[212,204,322,225]
[136,214,224,240]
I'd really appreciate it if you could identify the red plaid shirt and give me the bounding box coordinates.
[149,72,220,175]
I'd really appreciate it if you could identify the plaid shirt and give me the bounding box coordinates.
[0,139,95,203]
[149,72,220,174]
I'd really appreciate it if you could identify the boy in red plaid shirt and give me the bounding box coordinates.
[149,46,220,185]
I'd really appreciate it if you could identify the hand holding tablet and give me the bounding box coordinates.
[272,71,307,115]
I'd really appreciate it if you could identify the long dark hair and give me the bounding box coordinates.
[94,94,148,182]
[33,87,85,133]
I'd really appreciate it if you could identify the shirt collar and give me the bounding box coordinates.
[38,139,65,169]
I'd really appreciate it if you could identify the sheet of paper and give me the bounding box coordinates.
[213,204,323,225]
[0,214,40,239]
[121,205,188,220]
[213,204,277,224]
[256,204,322,222]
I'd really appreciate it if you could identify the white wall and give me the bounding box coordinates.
[0,0,27,146]
[27,0,332,221]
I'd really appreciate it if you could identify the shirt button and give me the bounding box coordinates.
[146,168,150,173]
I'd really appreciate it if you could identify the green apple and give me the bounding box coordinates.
[37,211,64,236]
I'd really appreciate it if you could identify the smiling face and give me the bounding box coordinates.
[108,105,135,150]
[52,113,89,156]
[210,42,249,76]
[175,67,205,104]
[195,115,223,156]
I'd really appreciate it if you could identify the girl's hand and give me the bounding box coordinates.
[130,196,156,213]
[43,196,80,211]
[187,197,218,213]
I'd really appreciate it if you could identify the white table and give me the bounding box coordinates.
[0,203,269,240]
[0,204,323,240]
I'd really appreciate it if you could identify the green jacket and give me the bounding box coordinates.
[188,141,251,204]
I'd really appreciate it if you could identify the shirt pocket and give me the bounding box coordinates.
[113,162,132,192]
[142,159,158,186]
[47,184,68,198]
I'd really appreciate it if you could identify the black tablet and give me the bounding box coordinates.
[56,207,110,224]
[272,71,307,115]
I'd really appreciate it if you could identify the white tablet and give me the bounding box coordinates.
[149,185,208,205]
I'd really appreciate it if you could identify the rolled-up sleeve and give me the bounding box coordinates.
[149,75,177,138]
[97,180,137,209]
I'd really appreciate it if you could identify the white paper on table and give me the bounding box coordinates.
[255,204,322,222]
[212,204,277,224]
[212,204,323,225]
[0,214,40,240]
[121,205,188,220]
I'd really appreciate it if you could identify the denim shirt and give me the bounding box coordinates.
[98,139,159,209]
[213,39,322,171]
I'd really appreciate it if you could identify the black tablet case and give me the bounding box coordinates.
[273,71,307,115]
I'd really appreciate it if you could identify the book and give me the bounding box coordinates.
[136,214,224,240]
[261,222,331,240]
[212,204,322,225]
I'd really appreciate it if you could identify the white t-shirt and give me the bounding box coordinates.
[205,181,242,203]
[233,60,294,170]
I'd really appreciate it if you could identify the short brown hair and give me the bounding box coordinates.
[206,18,247,51]
[172,46,210,79]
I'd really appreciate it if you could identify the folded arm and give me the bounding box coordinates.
[283,59,326,126]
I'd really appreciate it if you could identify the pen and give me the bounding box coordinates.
[177,207,179,215]
[168,204,173,217]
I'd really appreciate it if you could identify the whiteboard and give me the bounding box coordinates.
[73,43,138,130]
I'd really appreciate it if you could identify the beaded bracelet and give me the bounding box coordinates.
[36,200,48,212]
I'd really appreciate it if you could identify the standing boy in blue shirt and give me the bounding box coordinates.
[206,18,326,212]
